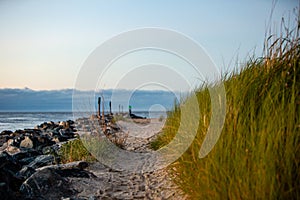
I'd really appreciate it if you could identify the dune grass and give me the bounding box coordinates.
[151,15,300,199]
[59,138,96,163]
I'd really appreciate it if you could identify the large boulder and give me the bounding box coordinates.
[16,155,54,180]
[20,168,75,199]
[0,152,23,200]
[28,154,54,169]
[19,161,90,199]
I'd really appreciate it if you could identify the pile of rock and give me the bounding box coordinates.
[0,120,91,200]
[0,120,76,152]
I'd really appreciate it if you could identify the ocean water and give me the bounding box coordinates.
[0,112,75,132]
[0,111,167,132]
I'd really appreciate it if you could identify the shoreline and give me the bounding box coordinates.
[0,115,185,199]
[0,111,167,132]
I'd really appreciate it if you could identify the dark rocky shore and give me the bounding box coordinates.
[0,118,186,200]
[0,120,91,199]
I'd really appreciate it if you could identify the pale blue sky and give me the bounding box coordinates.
[0,0,297,90]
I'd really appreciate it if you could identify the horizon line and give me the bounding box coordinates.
[0,87,188,93]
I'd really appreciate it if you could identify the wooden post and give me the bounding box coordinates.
[102,97,105,127]
[98,97,101,118]
[109,101,112,115]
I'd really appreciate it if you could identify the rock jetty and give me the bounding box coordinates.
[0,120,90,199]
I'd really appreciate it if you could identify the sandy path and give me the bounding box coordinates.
[66,119,187,199]
[116,118,165,151]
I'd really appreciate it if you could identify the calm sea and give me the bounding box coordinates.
[0,112,74,132]
[0,111,167,132]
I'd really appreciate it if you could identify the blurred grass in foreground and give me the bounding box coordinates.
[151,13,300,199]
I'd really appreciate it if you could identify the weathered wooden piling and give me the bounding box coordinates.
[102,98,105,122]
[98,97,101,118]
[109,101,112,115]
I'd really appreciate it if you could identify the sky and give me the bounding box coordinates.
[0,0,298,91]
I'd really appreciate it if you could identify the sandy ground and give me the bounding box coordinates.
[66,118,187,199]
[116,118,165,138]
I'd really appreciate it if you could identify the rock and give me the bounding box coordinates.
[0,142,8,151]
[20,136,33,148]
[7,139,15,146]
[0,152,23,199]
[20,168,74,199]
[8,148,40,161]
[23,129,38,134]
[28,155,54,169]
[59,129,66,135]
[48,121,55,126]
[16,155,54,180]
[14,136,23,146]
[5,146,21,154]
[0,119,90,199]
[42,144,61,155]
[37,161,89,171]
[41,146,54,155]
[0,130,13,135]
[14,129,25,135]
[40,122,49,130]
[65,121,70,128]
[59,128,74,137]
[52,136,60,143]
[16,166,36,180]
[0,151,21,173]
[59,121,66,127]
[56,168,93,178]
[0,136,7,147]
[18,156,37,166]
[45,129,59,137]
[67,120,75,125]
[33,135,55,150]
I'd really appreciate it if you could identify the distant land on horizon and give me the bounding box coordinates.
[0,88,181,112]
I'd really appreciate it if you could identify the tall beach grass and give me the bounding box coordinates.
[152,13,300,199]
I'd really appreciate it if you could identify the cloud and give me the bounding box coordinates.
[0,88,180,112]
